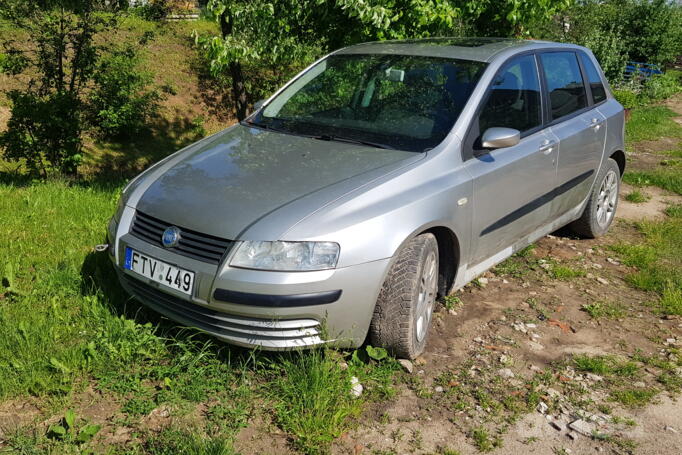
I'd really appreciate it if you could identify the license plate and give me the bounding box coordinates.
[124,247,195,295]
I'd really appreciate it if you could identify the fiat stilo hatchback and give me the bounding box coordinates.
[107,38,625,359]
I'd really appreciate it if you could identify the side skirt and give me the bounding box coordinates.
[452,198,588,291]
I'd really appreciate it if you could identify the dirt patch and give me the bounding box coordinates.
[234,416,295,455]
[619,183,682,221]
[333,219,682,454]
[0,106,9,133]
[0,399,41,437]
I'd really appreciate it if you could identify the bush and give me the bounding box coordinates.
[544,0,682,84]
[579,25,629,83]
[89,46,162,139]
[613,88,640,109]
[132,0,172,20]
[0,91,83,176]
[641,71,682,103]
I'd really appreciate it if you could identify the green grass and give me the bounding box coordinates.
[610,207,682,316]
[624,189,650,203]
[470,427,501,452]
[581,301,627,319]
[572,355,640,377]
[623,170,682,195]
[548,263,586,280]
[0,176,395,453]
[609,388,658,407]
[625,106,682,143]
[269,349,362,454]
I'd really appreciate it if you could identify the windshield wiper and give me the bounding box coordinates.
[242,119,282,132]
[313,134,395,150]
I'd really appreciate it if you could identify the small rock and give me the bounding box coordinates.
[633,381,646,388]
[503,279,509,284]
[546,388,562,398]
[592,263,603,269]
[536,401,549,414]
[529,364,543,373]
[596,277,609,285]
[567,431,578,440]
[350,376,363,397]
[338,361,349,370]
[474,336,484,344]
[434,386,444,393]
[478,277,489,286]
[665,338,677,345]
[527,341,545,351]
[665,425,678,433]
[568,419,595,437]
[498,368,515,379]
[448,309,457,316]
[550,420,566,432]
[585,373,603,382]
[398,359,414,374]
[525,323,537,329]
[586,272,595,279]
[414,356,427,366]
[499,354,509,364]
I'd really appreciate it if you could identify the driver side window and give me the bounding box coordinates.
[479,54,542,135]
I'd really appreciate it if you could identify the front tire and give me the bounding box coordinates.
[569,158,621,238]
[369,233,438,359]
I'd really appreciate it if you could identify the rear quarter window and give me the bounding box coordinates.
[580,54,607,104]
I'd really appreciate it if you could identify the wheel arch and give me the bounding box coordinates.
[609,149,626,176]
[421,226,460,298]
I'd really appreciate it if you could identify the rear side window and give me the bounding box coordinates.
[580,54,607,104]
[540,52,588,120]
[478,54,542,134]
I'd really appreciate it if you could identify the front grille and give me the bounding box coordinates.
[123,275,322,345]
[130,211,232,264]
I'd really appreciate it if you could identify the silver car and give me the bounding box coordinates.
[108,38,624,359]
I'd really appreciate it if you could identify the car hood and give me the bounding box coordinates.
[136,125,419,239]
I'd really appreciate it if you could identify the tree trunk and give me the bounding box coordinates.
[219,8,249,121]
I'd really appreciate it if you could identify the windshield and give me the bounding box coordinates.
[251,54,487,152]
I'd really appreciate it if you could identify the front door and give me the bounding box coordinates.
[466,54,558,266]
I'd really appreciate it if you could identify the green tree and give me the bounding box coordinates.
[195,0,570,121]
[0,0,113,177]
[88,46,162,139]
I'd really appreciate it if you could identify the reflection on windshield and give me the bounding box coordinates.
[252,54,487,152]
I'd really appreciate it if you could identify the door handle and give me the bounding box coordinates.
[590,118,602,131]
[538,140,556,155]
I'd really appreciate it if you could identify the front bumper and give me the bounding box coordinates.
[112,229,390,350]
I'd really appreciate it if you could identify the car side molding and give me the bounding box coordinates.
[213,288,343,307]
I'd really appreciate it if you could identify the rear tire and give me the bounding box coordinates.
[369,233,438,359]
[569,158,621,238]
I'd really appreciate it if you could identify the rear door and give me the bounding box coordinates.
[465,54,558,266]
[539,51,607,218]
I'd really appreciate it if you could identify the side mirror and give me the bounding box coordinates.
[253,99,266,111]
[481,127,520,149]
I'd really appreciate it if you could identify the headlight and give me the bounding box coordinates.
[230,241,340,271]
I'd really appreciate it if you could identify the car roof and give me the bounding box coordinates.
[335,37,582,63]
